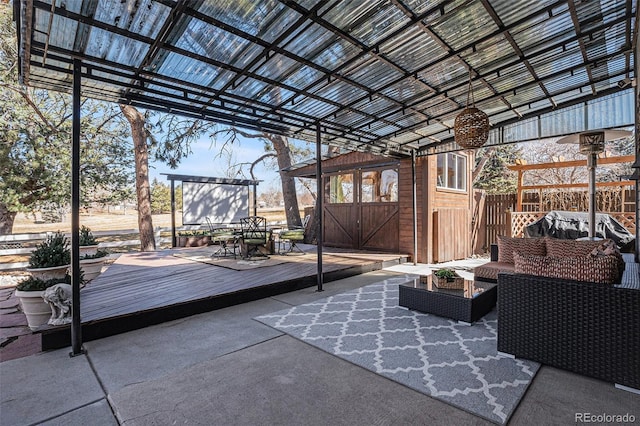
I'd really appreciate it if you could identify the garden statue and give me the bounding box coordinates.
[42,284,72,326]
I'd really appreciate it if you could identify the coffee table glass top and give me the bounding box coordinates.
[400,274,496,299]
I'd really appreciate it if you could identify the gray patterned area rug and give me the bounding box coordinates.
[255,277,539,425]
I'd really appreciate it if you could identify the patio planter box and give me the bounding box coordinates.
[177,235,211,247]
[497,261,640,390]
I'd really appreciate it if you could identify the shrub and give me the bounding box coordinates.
[79,225,98,246]
[28,232,71,268]
[434,268,456,279]
[16,275,71,291]
[81,249,109,260]
[177,230,210,236]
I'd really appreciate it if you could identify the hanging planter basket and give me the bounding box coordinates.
[454,72,490,149]
[454,107,490,149]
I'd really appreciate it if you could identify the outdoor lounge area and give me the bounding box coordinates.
[3,0,640,424]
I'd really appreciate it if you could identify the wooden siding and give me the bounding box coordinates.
[290,151,474,263]
[398,157,423,262]
[472,190,487,254]
[433,208,470,262]
[430,154,473,263]
[287,152,392,178]
[398,155,473,263]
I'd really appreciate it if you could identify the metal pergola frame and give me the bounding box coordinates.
[14,0,640,354]
[161,174,261,248]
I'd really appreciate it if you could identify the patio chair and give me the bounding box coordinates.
[278,215,310,255]
[206,217,238,258]
[240,216,270,259]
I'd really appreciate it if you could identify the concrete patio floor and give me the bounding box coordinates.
[1,266,638,426]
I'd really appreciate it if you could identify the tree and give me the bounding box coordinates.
[212,128,314,228]
[473,145,522,194]
[0,5,134,234]
[150,179,181,214]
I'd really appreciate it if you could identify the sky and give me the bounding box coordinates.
[148,135,285,195]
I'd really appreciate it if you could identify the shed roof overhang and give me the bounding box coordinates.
[16,0,638,157]
[162,173,260,186]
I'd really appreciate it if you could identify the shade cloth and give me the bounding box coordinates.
[524,211,634,249]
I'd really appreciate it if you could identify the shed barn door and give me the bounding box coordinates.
[358,167,399,252]
[359,204,399,251]
[323,166,399,252]
[323,172,358,248]
[323,204,357,248]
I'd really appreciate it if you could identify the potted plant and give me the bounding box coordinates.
[177,230,211,247]
[79,225,99,256]
[432,268,464,289]
[26,232,71,281]
[80,248,109,281]
[14,275,70,330]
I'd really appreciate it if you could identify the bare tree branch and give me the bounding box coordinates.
[250,153,276,180]
[298,178,317,201]
[0,83,57,131]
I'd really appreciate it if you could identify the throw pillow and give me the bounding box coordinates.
[545,238,610,257]
[590,240,625,281]
[513,252,618,284]
[590,239,618,257]
[496,236,546,264]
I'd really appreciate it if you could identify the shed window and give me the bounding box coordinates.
[328,173,354,203]
[436,153,467,191]
[361,168,398,203]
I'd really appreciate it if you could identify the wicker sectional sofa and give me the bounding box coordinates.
[478,236,640,390]
[474,236,624,284]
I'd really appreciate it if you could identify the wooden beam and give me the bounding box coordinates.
[508,155,634,171]
[519,180,636,191]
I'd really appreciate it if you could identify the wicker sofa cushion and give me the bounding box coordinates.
[545,238,608,257]
[496,236,546,264]
[513,253,619,285]
[474,262,515,282]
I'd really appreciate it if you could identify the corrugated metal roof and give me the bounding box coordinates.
[17,0,637,157]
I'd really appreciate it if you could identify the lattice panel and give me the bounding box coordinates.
[510,212,545,237]
[510,211,636,237]
[611,213,636,233]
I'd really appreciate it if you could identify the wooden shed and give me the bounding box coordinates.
[286,151,474,264]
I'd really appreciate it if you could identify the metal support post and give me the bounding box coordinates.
[316,122,323,292]
[70,59,84,356]
[411,150,418,265]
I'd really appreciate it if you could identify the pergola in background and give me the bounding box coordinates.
[14,0,639,353]
[162,174,260,246]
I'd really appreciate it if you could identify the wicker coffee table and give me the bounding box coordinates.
[398,275,497,324]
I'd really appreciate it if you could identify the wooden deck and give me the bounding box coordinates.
[42,246,408,349]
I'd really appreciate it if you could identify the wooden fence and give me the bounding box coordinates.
[479,193,516,252]
[480,192,637,250]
